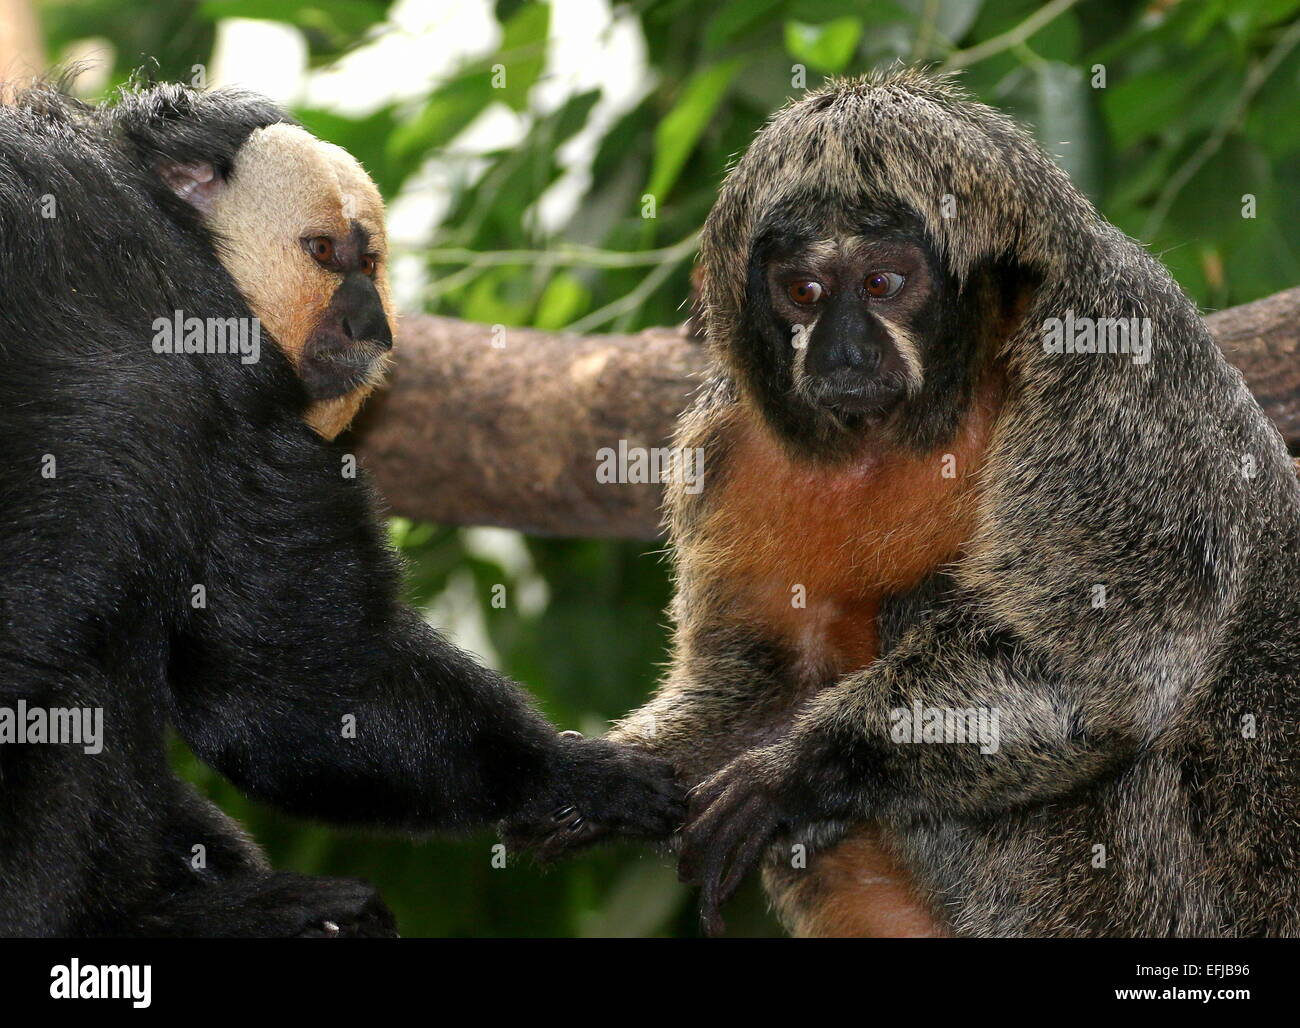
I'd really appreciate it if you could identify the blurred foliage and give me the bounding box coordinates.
[38,0,1300,935]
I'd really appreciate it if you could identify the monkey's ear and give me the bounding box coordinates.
[158,161,223,216]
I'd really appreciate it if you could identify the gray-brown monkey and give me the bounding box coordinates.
[513,69,1300,938]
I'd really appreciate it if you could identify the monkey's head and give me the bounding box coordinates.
[161,124,394,439]
[701,70,1089,459]
[114,86,394,439]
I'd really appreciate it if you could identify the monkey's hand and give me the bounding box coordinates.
[501,733,686,861]
[678,743,807,936]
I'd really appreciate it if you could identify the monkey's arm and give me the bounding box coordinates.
[169,448,682,839]
[677,603,1196,933]
[610,627,794,773]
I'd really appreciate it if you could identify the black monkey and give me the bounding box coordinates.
[0,84,683,937]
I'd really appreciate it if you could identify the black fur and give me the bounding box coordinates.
[0,85,682,937]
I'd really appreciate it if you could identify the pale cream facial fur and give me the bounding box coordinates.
[200,123,395,439]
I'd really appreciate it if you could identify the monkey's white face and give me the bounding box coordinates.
[162,123,395,439]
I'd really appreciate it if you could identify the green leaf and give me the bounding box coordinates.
[1101,60,1232,150]
[495,1,551,113]
[386,70,494,169]
[461,268,532,327]
[645,59,742,203]
[783,17,862,73]
[704,0,786,51]
[198,0,390,57]
[1167,134,1273,242]
[533,273,590,330]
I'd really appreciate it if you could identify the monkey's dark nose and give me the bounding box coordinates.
[333,273,393,350]
[341,309,393,349]
[807,335,881,377]
[805,295,885,380]
[804,297,903,415]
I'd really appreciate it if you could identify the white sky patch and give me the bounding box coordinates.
[424,569,503,670]
[462,527,550,617]
[304,0,501,116]
[209,19,307,104]
[61,38,116,95]
[528,0,654,233]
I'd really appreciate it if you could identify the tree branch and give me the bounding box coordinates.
[351,286,1300,540]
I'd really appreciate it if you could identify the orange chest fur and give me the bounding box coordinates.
[703,395,997,684]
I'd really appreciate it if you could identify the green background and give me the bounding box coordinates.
[33,0,1300,935]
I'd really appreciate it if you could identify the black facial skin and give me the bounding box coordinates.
[300,221,392,400]
[769,236,928,418]
[737,197,1035,460]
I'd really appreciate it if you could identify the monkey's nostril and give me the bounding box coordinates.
[340,316,355,340]
[843,344,877,371]
[813,338,878,377]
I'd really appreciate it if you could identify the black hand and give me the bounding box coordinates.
[677,756,787,937]
[502,736,686,860]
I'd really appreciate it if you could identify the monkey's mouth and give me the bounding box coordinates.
[802,372,906,420]
[300,335,392,400]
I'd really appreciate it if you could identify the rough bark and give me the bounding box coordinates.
[351,288,1300,540]
[350,318,705,539]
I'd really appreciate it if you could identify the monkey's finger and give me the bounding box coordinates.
[715,819,775,911]
[677,787,747,883]
[701,903,727,938]
[680,785,761,883]
[536,824,605,861]
[694,794,769,935]
[687,769,737,814]
[515,820,606,862]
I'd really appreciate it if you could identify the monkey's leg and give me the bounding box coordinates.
[124,871,398,938]
[157,781,271,881]
[104,781,396,938]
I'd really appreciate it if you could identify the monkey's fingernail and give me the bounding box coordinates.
[559,730,584,740]
[552,805,576,821]
[567,816,586,831]
[321,920,341,936]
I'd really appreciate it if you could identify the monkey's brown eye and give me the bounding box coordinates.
[787,280,824,306]
[360,254,377,277]
[307,237,335,263]
[865,271,904,298]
